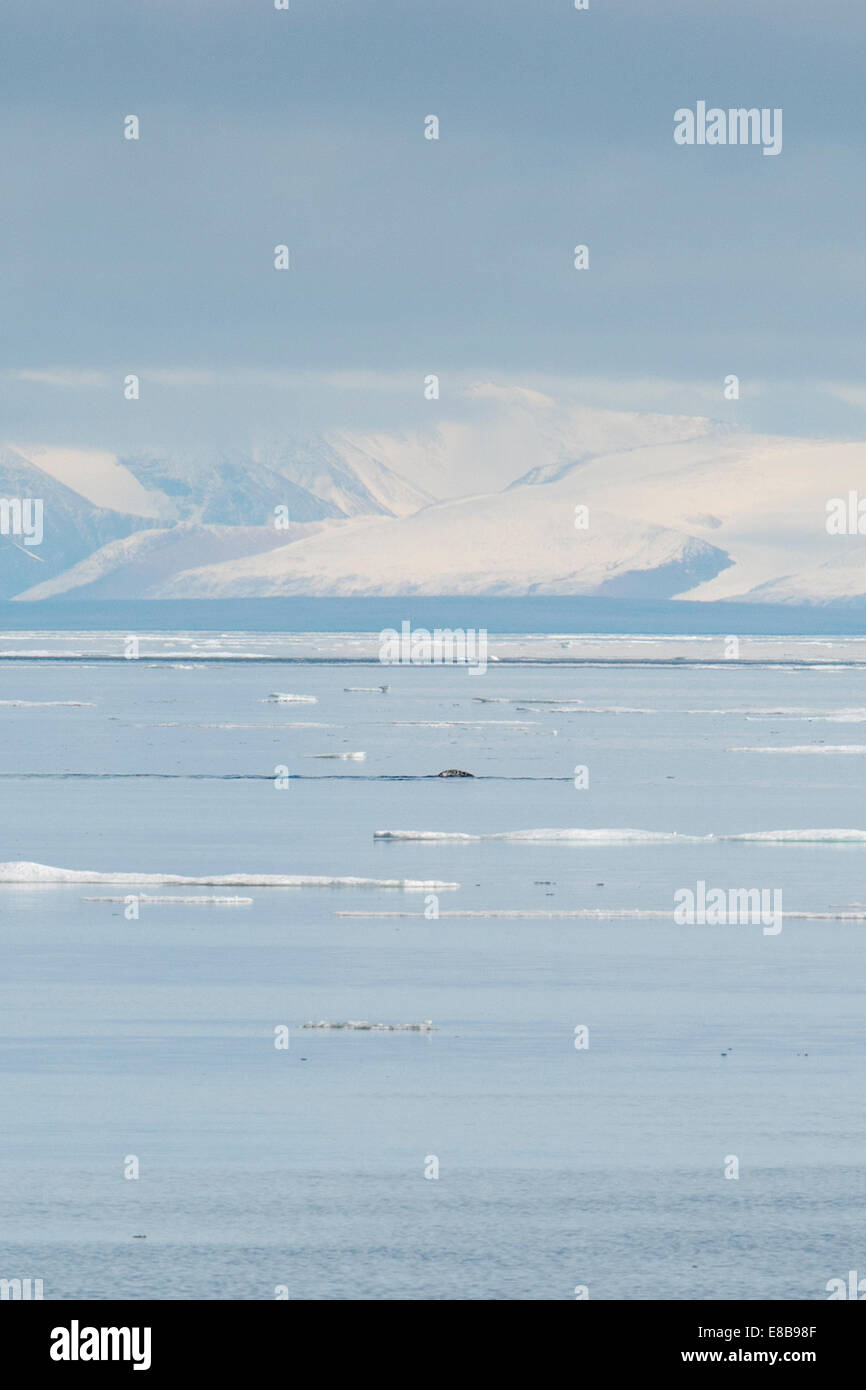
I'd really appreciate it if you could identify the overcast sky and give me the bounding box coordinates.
[1,0,864,450]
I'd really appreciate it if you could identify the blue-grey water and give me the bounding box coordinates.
[2,626,866,1299]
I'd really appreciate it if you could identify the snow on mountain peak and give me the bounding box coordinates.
[6,392,866,604]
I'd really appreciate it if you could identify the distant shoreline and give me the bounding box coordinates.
[4,595,866,636]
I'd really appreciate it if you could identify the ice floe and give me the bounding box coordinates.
[310,752,367,760]
[0,700,95,707]
[83,894,253,905]
[266,693,318,704]
[302,1020,435,1031]
[729,745,866,754]
[374,828,706,843]
[0,861,458,889]
[374,827,866,845]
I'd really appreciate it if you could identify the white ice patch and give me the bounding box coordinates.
[83,895,253,905]
[266,693,318,704]
[374,828,706,843]
[723,829,866,843]
[340,908,677,918]
[302,1019,434,1031]
[516,706,656,715]
[310,752,367,760]
[338,908,866,921]
[729,745,866,754]
[375,827,866,845]
[389,720,539,727]
[0,861,458,890]
[140,722,337,729]
[741,708,866,720]
[0,701,95,707]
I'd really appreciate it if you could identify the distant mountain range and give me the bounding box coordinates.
[3,388,865,604]
[0,446,150,598]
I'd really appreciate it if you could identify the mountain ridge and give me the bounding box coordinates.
[5,394,866,604]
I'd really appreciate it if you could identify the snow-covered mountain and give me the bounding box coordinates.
[7,391,866,604]
[117,448,344,526]
[151,494,729,599]
[17,521,327,601]
[0,446,149,598]
[329,388,718,504]
[259,438,434,518]
[114,440,434,526]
